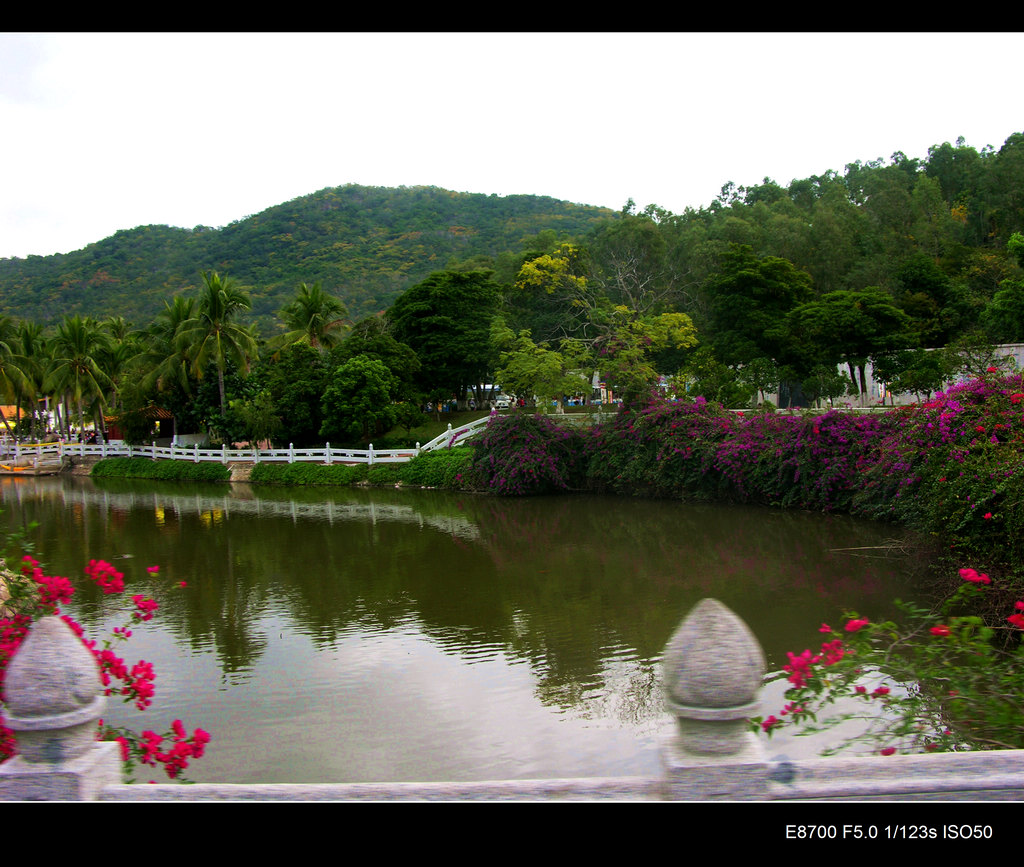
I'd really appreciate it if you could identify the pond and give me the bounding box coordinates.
[0,475,928,783]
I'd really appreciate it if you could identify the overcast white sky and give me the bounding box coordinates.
[1,32,1021,260]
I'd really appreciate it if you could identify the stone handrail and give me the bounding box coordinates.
[3,599,1024,801]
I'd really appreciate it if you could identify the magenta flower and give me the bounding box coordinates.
[845,618,869,632]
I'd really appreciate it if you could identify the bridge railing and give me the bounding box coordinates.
[0,434,485,466]
[4,597,1023,801]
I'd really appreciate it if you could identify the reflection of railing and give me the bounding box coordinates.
[5,598,1022,801]
[52,482,480,541]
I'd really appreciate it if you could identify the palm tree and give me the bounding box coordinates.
[277,282,349,351]
[11,320,47,439]
[0,316,25,438]
[140,297,197,394]
[178,272,258,417]
[46,315,112,437]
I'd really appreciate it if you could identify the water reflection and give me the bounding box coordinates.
[0,476,927,783]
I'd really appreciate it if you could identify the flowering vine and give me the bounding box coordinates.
[752,567,1024,755]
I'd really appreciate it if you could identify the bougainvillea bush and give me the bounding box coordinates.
[469,413,586,496]
[0,553,208,781]
[569,371,1024,573]
[710,409,887,512]
[584,395,738,500]
[852,369,1024,564]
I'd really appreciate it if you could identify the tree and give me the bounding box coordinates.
[872,347,951,403]
[259,343,331,446]
[387,270,500,407]
[588,215,687,316]
[786,288,913,400]
[507,243,591,341]
[178,272,258,419]
[276,282,349,351]
[320,356,399,443]
[980,232,1024,343]
[491,320,591,413]
[231,390,283,448]
[706,245,815,368]
[10,320,48,439]
[597,309,698,401]
[332,316,421,404]
[46,315,112,436]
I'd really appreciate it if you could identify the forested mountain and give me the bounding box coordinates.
[0,185,616,330]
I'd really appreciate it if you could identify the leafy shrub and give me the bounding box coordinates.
[366,463,401,485]
[755,570,1024,754]
[91,458,230,482]
[398,447,475,488]
[249,462,368,486]
[247,449,476,489]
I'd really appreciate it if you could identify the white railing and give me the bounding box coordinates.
[0,418,494,467]
[419,414,493,452]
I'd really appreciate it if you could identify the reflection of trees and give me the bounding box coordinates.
[1,476,926,718]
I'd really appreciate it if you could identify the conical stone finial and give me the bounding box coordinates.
[662,598,765,757]
[4,616,107,764]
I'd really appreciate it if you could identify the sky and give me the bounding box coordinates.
[1,32,1021,261]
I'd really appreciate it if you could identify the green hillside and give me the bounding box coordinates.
[0,185,615,330]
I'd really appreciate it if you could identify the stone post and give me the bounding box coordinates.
[0,616,122,800]
[660,598,769,799]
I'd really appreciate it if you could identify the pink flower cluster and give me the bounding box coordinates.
[21,556,73,609]
[959,568,991,584]
[139,721,211,779]
[131,595,159,623]
[783,634,851,688]
[1007,601,1024,629]
[85,559,125,594]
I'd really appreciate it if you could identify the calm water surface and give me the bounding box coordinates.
[0,475,927,783]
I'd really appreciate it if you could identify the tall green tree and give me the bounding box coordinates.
[706,245,815,368]
[786,288,913,398]
[320,356,400,443]
[178,272,258,418]
[491,319,591,412]
[387,270,500,406]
